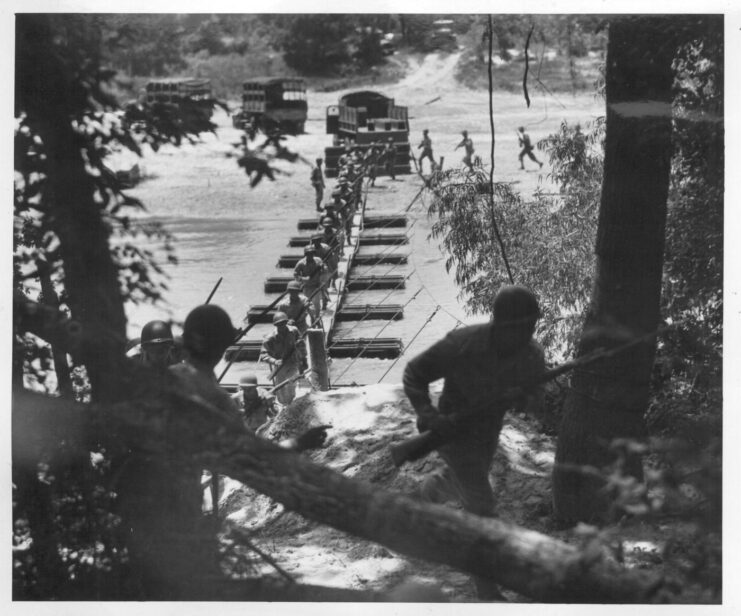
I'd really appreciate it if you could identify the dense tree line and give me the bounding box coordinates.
[94,13,609,85]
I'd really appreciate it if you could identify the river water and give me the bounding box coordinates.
[123,106,474,387]
[123,80,603,387]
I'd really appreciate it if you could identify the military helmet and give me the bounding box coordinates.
[239,374,258,388]
[320,217,336,227]
[304,245,316,254]
[518,126,525,132]
[492,285,541,326]
[286,280,302,291]
[272,311,289,325]
[423,128,429,134]
[387,137,394,142]
[141,320,173,346]
[183,304,236,359]
[316,157,323,164]
[462,129,468,136]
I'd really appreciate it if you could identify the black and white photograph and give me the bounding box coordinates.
[9,1,734,610]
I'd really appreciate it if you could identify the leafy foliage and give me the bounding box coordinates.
[426,119,604,358]
[13,14,304,598]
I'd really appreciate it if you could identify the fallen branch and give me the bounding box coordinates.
[14,386,663,602]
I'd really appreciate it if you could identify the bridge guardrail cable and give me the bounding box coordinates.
[333,287,423,383]
[377,305,441,383]
[327,270,417,349]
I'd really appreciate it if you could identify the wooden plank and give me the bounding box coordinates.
[277,254,302,268]
[346,275,406,291]
[336,304,404,321]
[362,215,407,229]
[358,233,409,246]
[328,338,403,359]
[352,253,407,266]
[224,340,262,362]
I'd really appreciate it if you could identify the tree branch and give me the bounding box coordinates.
[14,387,663,602]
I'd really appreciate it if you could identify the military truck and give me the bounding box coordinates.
[232,77,308,134]
[144,78,213,117]
[324,90,412,178]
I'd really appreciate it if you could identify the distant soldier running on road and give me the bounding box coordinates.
[417,129,435,172]
[517,126,543,170]
[311,157,325,211]
[455,130,475,171]
[403,285,545,600]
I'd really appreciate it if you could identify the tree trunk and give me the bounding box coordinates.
[553,17,678,525]
[16,17,128,403]
[14,389,662,603]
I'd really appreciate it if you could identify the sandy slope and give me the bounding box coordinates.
[220,385,555,601]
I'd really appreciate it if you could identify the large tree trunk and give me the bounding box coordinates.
[14,388,662,603]
[16,17,128,402]
[552,17,678,525]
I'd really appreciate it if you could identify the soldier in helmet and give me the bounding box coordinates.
[115,304,328,596]
[320,201,343,230]
[455,129,475,171]
[293,244,327,317]
[137,320,176,371]
[276,279,316,334]
[402,285,545,600]
[259,311,303,406]
[310,157,325,211]
[231,373,277,435]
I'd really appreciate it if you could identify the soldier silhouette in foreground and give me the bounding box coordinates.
[403,286,545,601]
[115,304,328,598]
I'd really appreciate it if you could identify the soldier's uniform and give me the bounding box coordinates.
[259,319,303,405]
[276,286,316,334]
[418,131,434,168]
[232,387,278,434]
[456,132,475,170]
[310,160,325,211]
[517,128,543,170]
[403,303,544,600]
[293,248,327,317]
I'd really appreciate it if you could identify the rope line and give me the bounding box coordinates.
[328,270,417,347]
[333,287,423,383]
[377,305,440,383]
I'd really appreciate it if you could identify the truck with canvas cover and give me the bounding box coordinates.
[144,78,213,119]
[324,90,412,178]
[233,77,308,134]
